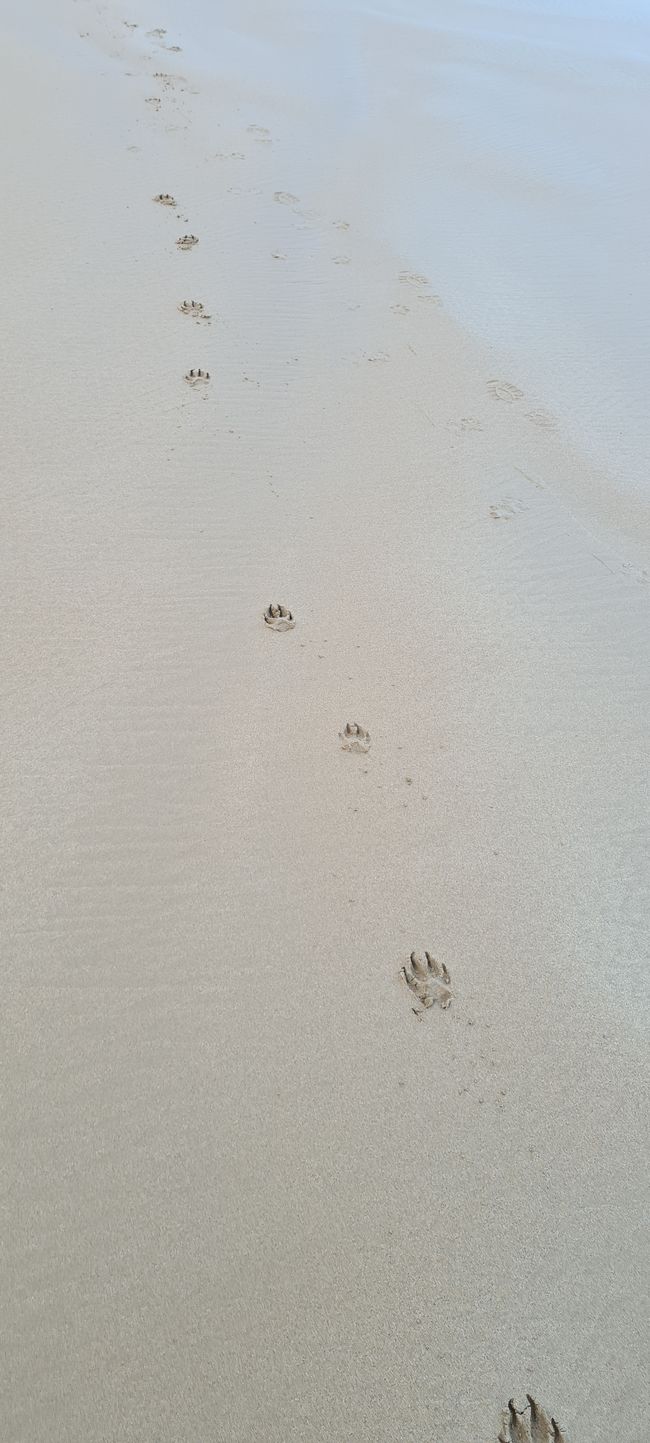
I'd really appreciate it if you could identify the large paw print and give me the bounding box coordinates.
[339,722,370,754]
[264,603,295,632]
[498,1397,567,1443]
[401,952,452,1011]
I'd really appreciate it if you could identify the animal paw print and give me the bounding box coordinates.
[401,952,452,1011]
[488,379,524,402]
[248,124,271,141]
[176,234,198,250]
[390,303,409,315]
[339,723,370,754]
[178,300,210,319]
[184,368,210,386]
[264,603,295,632]
[497,1396,567,1443]
[489,497,526,521]
[399,270,429,286]
[274,191,299,206]
[153,192,176,206]
[526,408,556,429]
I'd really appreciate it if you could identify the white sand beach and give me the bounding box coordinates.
[3,1,649,1440]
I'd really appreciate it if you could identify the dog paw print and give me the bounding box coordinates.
[401,952,452,1012]
[153,192,176,206]
[176,234,198,250]
[498,1396,567,1443]
[488,378,524,402]
[184,368,210,386]
[178,300,211,319]
[489,497,526,521]
[339,723,370,754]
[274,191,300,206]
[399,270,430,286]
[264,603,295,632]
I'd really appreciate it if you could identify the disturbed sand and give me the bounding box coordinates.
[3,1,649,1441]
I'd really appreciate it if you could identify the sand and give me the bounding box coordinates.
[3,1,649,1441]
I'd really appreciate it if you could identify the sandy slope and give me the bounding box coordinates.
[3,2,649,1441]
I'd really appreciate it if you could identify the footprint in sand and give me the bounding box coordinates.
[274,191,300,206]
[339,723,370,754]
[459,416,483,432]
[176,234,198,250]
[332,255,351,265]
[178,300,211,320]
[147,27,167,38]
[526,408,557,430]
[399,270,430,287]
[264,603,295,632]
[248,124,271,141]
[333,220,350,230]
[497,1396,567,1443]
[153,192,176,206]
[145,96,161,110]
[184,368,210,386]
[489,497,526,520]
[400,952,452,1013]
[488,378,524,402]
[390,303,409,315]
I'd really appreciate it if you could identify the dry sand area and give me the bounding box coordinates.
[3,1,649,1440]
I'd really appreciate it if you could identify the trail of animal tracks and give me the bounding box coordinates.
[2,0,648,1441]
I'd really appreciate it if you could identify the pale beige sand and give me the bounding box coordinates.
[3,2,649,1442]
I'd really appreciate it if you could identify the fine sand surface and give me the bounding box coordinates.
[3,2,649,1441]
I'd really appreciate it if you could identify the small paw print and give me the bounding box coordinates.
[153,192,176,206]
[184,368,210,386]
[176,234,198,250]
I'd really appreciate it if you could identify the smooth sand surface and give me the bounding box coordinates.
[3,2,649,1440]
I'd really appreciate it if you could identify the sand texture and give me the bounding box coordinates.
[3,1,649,1441]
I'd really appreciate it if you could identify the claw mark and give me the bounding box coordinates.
[497,1396,568,1443]
[400,952,452,1011]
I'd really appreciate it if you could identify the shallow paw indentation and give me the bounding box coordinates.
[153,192,176,206]
[264,603,295,632]
[489,497,526,521]
[488,378,524,402]
[399,270,429,286]
[184,368,210,386]
[526,408,556,429]
[339,723,370,754]
[176,234,198,250]
[497,1395,568,1443]
[274,191,300,206]
[401,952,452,1011]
